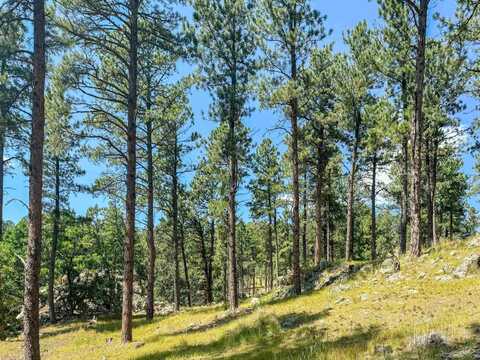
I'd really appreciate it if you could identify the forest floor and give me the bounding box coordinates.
[1,238,480,360]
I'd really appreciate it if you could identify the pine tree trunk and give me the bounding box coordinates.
[48,157,60,324]
[180,221,191,307]
[24,0,46,356]
[208,220,214,303]
[410,0,429,257]
[266,186,273,291]
[426,139,433,247]
[449,209,453,241]
[400,136,409,254]
[302,169,308,267]
[196,220,210,304]
[121,0,138,342]
[273,207,279,284]
[290,33,301,295]
[370,151,377,260]
[172,136,180,312]
[431,140,438,245]
[314,131,325,266]
[399,75,409,255]
[346,112,360,261]
[145,119,155,321]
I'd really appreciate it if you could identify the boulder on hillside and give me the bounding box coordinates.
[379,257,400,275]
[453,254,480,278]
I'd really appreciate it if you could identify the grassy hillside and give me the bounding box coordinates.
[1,238,480,360]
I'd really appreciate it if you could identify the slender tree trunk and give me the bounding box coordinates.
[227,18,239,310]
[196,220,210,304]
[24,0,46,357]
[400,136,409,254]
[145,118,155,320]
[208,220,214,303]
[449,209,453,241]
[172,136,180,312]
[302,168,308,267]
[426,139,433,247]
[290,26,301,295]
[370,151,377,260]
[48,157,60,323]
[266,186,274,291]
[314,131,325,266]
[180,221,191,307]
[346,112,360,261]
[399,75,409,255]
[430,140,438,245]
[273,207,279,284]
[410,0,429,257]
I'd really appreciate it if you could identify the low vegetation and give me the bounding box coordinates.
[1,238,479,360]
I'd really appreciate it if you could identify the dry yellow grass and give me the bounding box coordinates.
[1,238,480,359]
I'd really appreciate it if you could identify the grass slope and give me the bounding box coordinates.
[1,238,480,360]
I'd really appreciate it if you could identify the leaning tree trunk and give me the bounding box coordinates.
[346,113,360,261]
[121,0,138,343]
[48,156,60,324]
[24,0,46,357]
[370,151,377,260]
[410,0,429,257]
[145,118,156,320]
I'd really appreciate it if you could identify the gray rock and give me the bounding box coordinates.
[409,332,448,349]
[380,257,400,275]
[374,345,393,355]
[435,275,452,282]
[386,273,403,282]
[453,254,480,278]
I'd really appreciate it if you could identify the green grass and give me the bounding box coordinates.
[2,238,480,359]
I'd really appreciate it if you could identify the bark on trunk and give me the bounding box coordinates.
[172,136,180,312]
[121,0,138,343]
[399,75,409,255]
[196,220,211,304]
[370,151,377,260]
[266,186,274,291]
[145,117,155,320]
[208,220,214,303]
[48,157,60,324]
[314,130,325,266]
[346,112,361,261]
[302,169,308,267]
[273,207,279,284]
[227,15,240,310]
[400,136,409,254]
[24,0,46,357]
[409,0,429,257]
[427,139,438,246]
[180,221,191,307]
[290,19,301,295]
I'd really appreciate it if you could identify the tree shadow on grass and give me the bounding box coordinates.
[135,309,353,360]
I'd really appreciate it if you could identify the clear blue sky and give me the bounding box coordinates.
[4,0,477,224]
